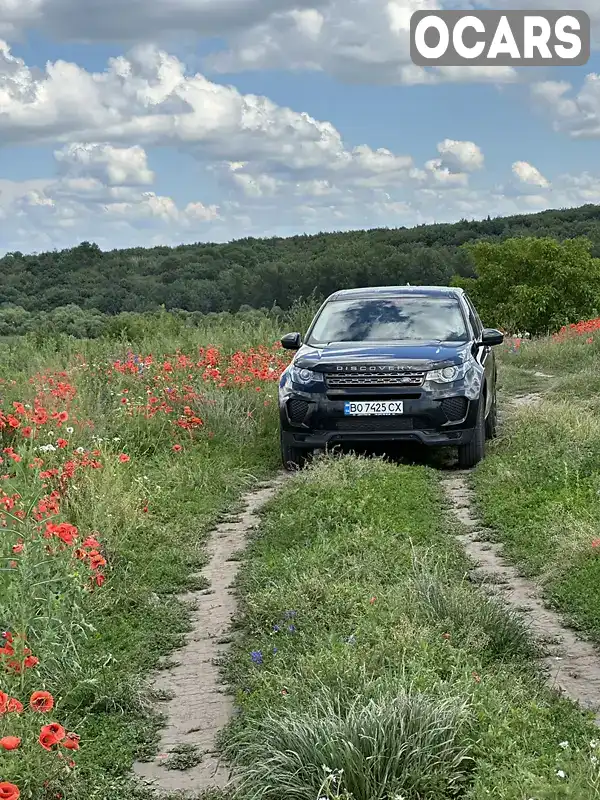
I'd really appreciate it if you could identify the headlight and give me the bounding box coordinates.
[289,365,324,385]
[426,363,468,384]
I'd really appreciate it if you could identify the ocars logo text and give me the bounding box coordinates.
[410,10,590,67]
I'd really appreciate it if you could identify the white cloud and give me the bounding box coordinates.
[436,139,484,172]
[54,143,155,186]
[204,0,518,86]
[0,40,430,188]
[0,0,328,42]
[512,161,550,188]
[0,142,220,252]
[532,74,600,139]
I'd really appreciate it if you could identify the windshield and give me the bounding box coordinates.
[307,296,469,344]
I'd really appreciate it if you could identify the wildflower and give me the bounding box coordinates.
[556,770,566,779]
[62,732,80,751]
[118,454,130,463]
[39,722,66,750]
[6,698,23,713]
[0,737,20,751]
[591,740,598,749]
[251,650,263,665]
[288,625,297,633]
[0,782,20,800]
[472,672,481,683]
[369,596,376,605]
[559,741,569,749]
[30,690,54,712]
[442,633,451,640]
[172,444,182,452]
[66,427,74,434]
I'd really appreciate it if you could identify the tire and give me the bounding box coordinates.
[457,395,485,469]
[280,428,310,471]
[485,387,498,440]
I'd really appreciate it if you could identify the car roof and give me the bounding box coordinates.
[325,285,466,301]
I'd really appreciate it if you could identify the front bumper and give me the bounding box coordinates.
[280,387,480,448]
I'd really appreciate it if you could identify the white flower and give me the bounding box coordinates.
[556,770,566,779]
[39,444,57,453]
[66,427,74,434]
[559,741,569,749]
[591,756,598,765]
[591,740,598,749]
[76,447,85,454]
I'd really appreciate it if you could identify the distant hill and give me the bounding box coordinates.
[2,204,600,316]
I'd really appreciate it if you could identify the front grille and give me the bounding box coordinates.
[326,371,426,388]
[441,396,468,422]
[333,417,414,432]
[287,398,309,424]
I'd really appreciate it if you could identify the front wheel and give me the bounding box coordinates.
[280,429,310,471]
[485,387,498,440]
[457,397,485,469]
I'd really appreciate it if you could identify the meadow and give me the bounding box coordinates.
[0,309,298,800]
[2,307,600,800]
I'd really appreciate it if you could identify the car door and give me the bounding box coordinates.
[464,294,495,414]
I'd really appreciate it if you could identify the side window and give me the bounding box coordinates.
[464,296,482,338]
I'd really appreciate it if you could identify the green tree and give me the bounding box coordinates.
[454,236,600,334]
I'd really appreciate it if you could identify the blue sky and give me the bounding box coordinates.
[1,1,599,255]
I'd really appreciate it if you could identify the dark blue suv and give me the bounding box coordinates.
[278,285,504,470]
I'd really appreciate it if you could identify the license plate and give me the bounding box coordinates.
[344,401,404,416]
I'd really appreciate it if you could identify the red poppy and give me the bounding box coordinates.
[62,732,80,751]
[0,736,20,751]
[30,691,54,712]
[172,444,182,452]
[7,698,23,713]
[0,782,20,800]
[118,454,130,463]
[39,723,66,750]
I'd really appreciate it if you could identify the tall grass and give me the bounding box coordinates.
[0,312,284,799]
[473,333,600,641]
[223,456,600,800]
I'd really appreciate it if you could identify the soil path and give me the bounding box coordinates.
[442,392,600,726]
[134,474,289,797]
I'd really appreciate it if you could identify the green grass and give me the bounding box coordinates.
[222,456,600,800]
[0,315,284,799]
[472,335,600,641]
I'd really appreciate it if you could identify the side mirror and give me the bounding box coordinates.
[481,328,504,347]
[281,332,302,350]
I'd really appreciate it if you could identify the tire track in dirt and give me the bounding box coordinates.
[134,474,289,797]
[442,392,600,726]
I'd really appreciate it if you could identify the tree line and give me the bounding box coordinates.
[1,203,600,337]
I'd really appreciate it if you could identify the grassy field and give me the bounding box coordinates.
[0,312,293,800]
[472,326,600,642]
[223,456,600,800]
[4,308,600,800]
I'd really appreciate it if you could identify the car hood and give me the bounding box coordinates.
[293,341,471,372]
